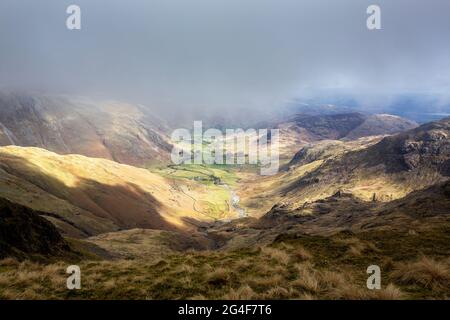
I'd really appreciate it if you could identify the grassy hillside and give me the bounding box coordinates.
[241,118,450,214]
[1,223,448,299]
[2,179,448,299]
[0,146,242,238]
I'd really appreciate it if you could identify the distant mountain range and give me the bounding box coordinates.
[0,92,420,165]
[286,94,450,124]
[276,112,417,160]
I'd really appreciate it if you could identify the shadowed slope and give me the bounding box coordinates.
[0,146,215,238]
[0,197,72,260]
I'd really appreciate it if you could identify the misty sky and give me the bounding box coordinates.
[1,0,450,117]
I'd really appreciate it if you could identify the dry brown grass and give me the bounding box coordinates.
[262,286,294,299]
[206,267,232,285]
[1,231,447,300]
[0,254,428,300]
[261,247,290,265]
[320,270,347,289]
[0,258,19,267]
[336,237,376,257]
[0,261,66,299]
[326,283,403,300]
[221,285,256,299]
[233,259,252,272]
[292,246,313,261]
[326,284,370,300]
[371,284,404,300]
[247,274,284,289]
[298,293,316,300]
[392,256,450,290]
[173,263,196,274]
[291,263,319,293]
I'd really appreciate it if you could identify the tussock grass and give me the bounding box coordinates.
[221,285,256,300]
[1,226,448,300]
[293,246,313,261]
[261,247,290,265]
[371,284,404,300]
[262,286,293,299]
[392,256,450,291]
[291,263,319,293]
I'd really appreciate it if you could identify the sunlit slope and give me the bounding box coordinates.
[238,136,383,216]
[0,146,223,237]
[240,117,450,215]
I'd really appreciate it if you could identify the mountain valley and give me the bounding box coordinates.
[0,94,449,300]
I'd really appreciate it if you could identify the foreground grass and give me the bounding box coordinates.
[0,226,449,300]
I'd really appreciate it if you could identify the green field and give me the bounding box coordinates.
[149,164,243,219]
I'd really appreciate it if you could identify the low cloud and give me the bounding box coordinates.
[1,0,449,118]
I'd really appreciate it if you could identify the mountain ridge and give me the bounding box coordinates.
[240,116,450,216]
[0,92,172,167]
[276,112,417,160]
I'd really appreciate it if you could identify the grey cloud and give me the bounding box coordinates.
[0,0,449,118]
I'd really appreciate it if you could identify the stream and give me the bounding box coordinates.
[231,191,247,218]
[222,184,247,218]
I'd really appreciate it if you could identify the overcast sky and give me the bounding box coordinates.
[1,0,450,117]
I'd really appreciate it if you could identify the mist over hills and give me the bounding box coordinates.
[288,93,450,124]
[0,92,420,165]
[0,92,172,167]
[276,112,417,160]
